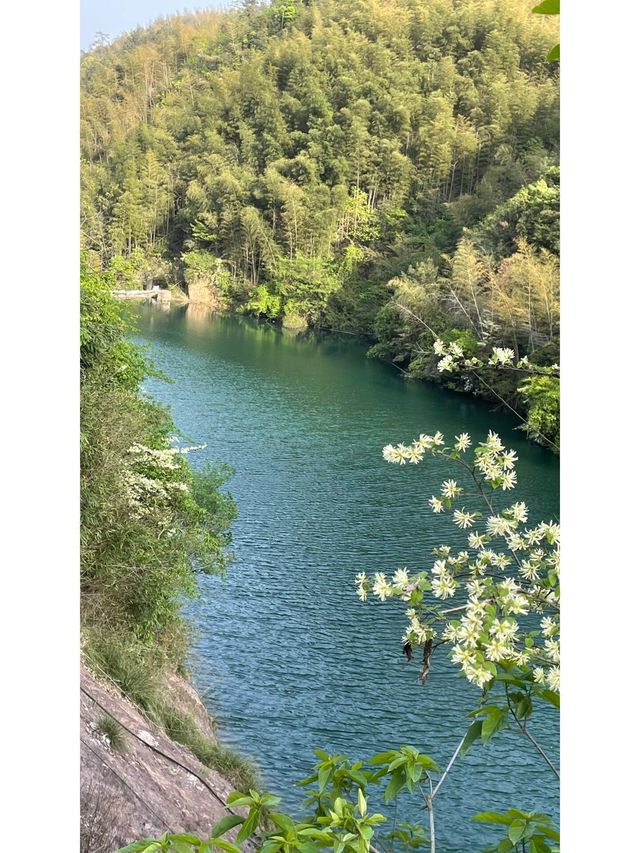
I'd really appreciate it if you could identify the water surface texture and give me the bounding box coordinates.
[135,305,559,852]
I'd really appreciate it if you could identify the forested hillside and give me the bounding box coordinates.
[81,0,559,445]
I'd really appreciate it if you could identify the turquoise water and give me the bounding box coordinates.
[135,304,559,852]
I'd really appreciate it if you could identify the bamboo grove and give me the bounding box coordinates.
[81,0,560,445]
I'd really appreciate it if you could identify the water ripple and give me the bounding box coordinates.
[136,307,559,853]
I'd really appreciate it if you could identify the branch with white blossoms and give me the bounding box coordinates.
[123,442,204,522]
[433,340,560,452]
[433,340,559,378]
[357,431,560,695]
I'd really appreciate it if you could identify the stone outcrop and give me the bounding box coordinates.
[80,663,240,853]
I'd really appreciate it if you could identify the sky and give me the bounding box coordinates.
[81,0,229,50]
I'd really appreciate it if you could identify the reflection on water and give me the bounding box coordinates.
[135,304,559,853]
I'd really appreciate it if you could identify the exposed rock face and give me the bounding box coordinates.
[80,664,238,853]
[187,279,223,309]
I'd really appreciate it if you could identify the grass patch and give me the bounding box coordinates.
[97,715,127,753]
[85,633,161,715]
[156,703,260,791]
[85,631,259,791]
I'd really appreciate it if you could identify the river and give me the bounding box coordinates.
[134,303,559,853]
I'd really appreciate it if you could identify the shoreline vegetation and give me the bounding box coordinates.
[82,0,559,449]
[80,261,260,850]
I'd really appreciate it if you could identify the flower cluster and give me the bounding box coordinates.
[357,431,560,693]
[123,442,195,520]
[432,339,559,377]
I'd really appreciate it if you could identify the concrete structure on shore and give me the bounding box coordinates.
[111,286,172,304]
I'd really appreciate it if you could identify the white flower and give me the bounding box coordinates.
[519,560,540,582]
[465,665,493,688]
[492,347,515,365]
[490,619,518,641]
[485,637,509,662]
[431,559,447,576]
[468,532,485,549]
[454,432,471,452]
[432,431,445,446]
[501,470,517,490]
[441,479,461,498]
[502,450,519,470]
[504,594,529,616]
[429,496,444,513]
[355,573,368,601]
[547,666,560,692]
[509,502,529,523]
[372,573,392,601]
[466,579,485,597]
[453,509,474,529]
[395,444,411,464]
[382,444,402,463]
[433,339,446,355]
[540,616,558,637]
[406,444,425,464]
[541,522,561,545]
[486,515,512,536]
[438,354,455,372]
[393,568,410,586]
[432,573,456,599]
[533,667,546,683]
[452,645,476,665]
[442,624,459,642]
[509,649,531,666]
[544,638,561,663]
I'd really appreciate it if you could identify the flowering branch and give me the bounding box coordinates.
[356,430,560,695]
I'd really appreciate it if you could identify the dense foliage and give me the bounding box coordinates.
[81,0,559,444]
[81,260,236,657]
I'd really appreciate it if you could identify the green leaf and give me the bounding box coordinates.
[236,811,260,844]
[532,0,559,14]
[369,751,397,766]
[318,764,332,792]
[460,720,483,756]
[271,813,296,832]
[168,843,196,853]
[387,755,408,772]
[547,43,560,62]
[259,843,282,853]
[481,709,506,743]
[508,821,527,844]
[357,788,367,816]
[227,793,253,807]
[209,839,242,853]
[416,755,440,771]
[383,771,405,802]
[209,816,244,839]
[537,826,560,842]
[496,840,514,853]
[473,812,513,825]
[538,689,560,709]
[529,837,552,853]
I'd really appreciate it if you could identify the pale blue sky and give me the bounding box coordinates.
[81,0,229,50]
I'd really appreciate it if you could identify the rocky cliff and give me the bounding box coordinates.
[80,663,245,853]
